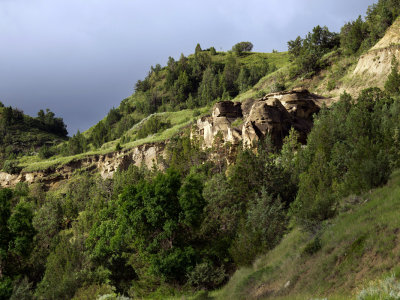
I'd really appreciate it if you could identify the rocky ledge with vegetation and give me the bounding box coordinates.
[2,0,400,299]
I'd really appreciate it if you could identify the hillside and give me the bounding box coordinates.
[2,0,400,299]
[211,169,400,299]
[0,106,67,173]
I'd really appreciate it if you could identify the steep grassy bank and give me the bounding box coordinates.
[211,170,400,299]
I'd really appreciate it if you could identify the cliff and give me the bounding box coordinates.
[0,142,166,189]
[194,89,330,150]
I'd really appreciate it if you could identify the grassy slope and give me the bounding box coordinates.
[17,51,290,173]
[0,107,67,156]
[209,170,400,300]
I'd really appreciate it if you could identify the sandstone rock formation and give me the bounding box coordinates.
[1,89,326,189]
[195,89,327,149]
[0,142,167,190]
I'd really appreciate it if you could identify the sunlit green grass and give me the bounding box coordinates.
[210,170,400,299]
[18,106,211,173]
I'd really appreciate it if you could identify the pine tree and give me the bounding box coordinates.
[385,56,400,96]
[195,43,202,55]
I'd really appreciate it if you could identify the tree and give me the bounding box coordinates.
[230,188,287,265]
[195,43,202,55]
[67,130,87,155]
[198,67,218,105]
[288,36,303,59]
[340,16,367,54]
[173,71,191,102]
[288,25,339,77]
[178,173,205,227]
[232,42,253,55]
[36,109,68,137]
[7,202,35,258]
[0,189,12,276]
[236,67,251,93]
[222,54,239,96]
[385,57,400,95]
[209,47,217,56]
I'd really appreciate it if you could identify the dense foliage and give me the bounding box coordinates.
[3,0,400,297]
[341,0,400,54]
[288,25,340,77]
[291,88,400,231]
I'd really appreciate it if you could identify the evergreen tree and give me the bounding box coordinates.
[198,67,217,105]
[340,16,367,54]
[222,54,239,96]
[195,43,202,55]
[385,57,400,95]
[236,67,251,93]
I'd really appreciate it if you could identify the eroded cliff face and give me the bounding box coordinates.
[0,142,167,189]
[349,17,400,92]
[194,89,327,150]
[0,90,327,189]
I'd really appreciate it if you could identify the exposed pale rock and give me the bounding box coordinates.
[195,89,323,149]
[0,142,167,189]
[242,99,292,148]
[348,17,400,92]
[212,101,242,119]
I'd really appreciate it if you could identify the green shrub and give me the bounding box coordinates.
[0,277,13,300]
[3,160,21,175]
[136,116,171,139]
[38,145,54,159]
[327,80,336,91]
[10,277,33,300]
[209,47,217,56]
[302,237,322,256]
[187,262,227,289]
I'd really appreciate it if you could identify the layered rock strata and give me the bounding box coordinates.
[0,142,166,189]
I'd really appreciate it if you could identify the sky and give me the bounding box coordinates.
[0,0,376,135]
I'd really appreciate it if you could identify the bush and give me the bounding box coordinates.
[38,145,54,159]
[187,262,227,289]
[327,80,336,91]
[115,143,122,151]
[0,277,13,300]
[302,237,322,256]
[136,116,171,139]
[3,160,21,175]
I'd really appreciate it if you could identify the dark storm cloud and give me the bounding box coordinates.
[0,0,376,134]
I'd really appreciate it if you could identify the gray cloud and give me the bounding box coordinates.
[0,0,376,134]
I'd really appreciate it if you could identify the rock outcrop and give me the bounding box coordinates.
[195,89,328,149]
[0,142,167,190]
[0,89,327,189]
